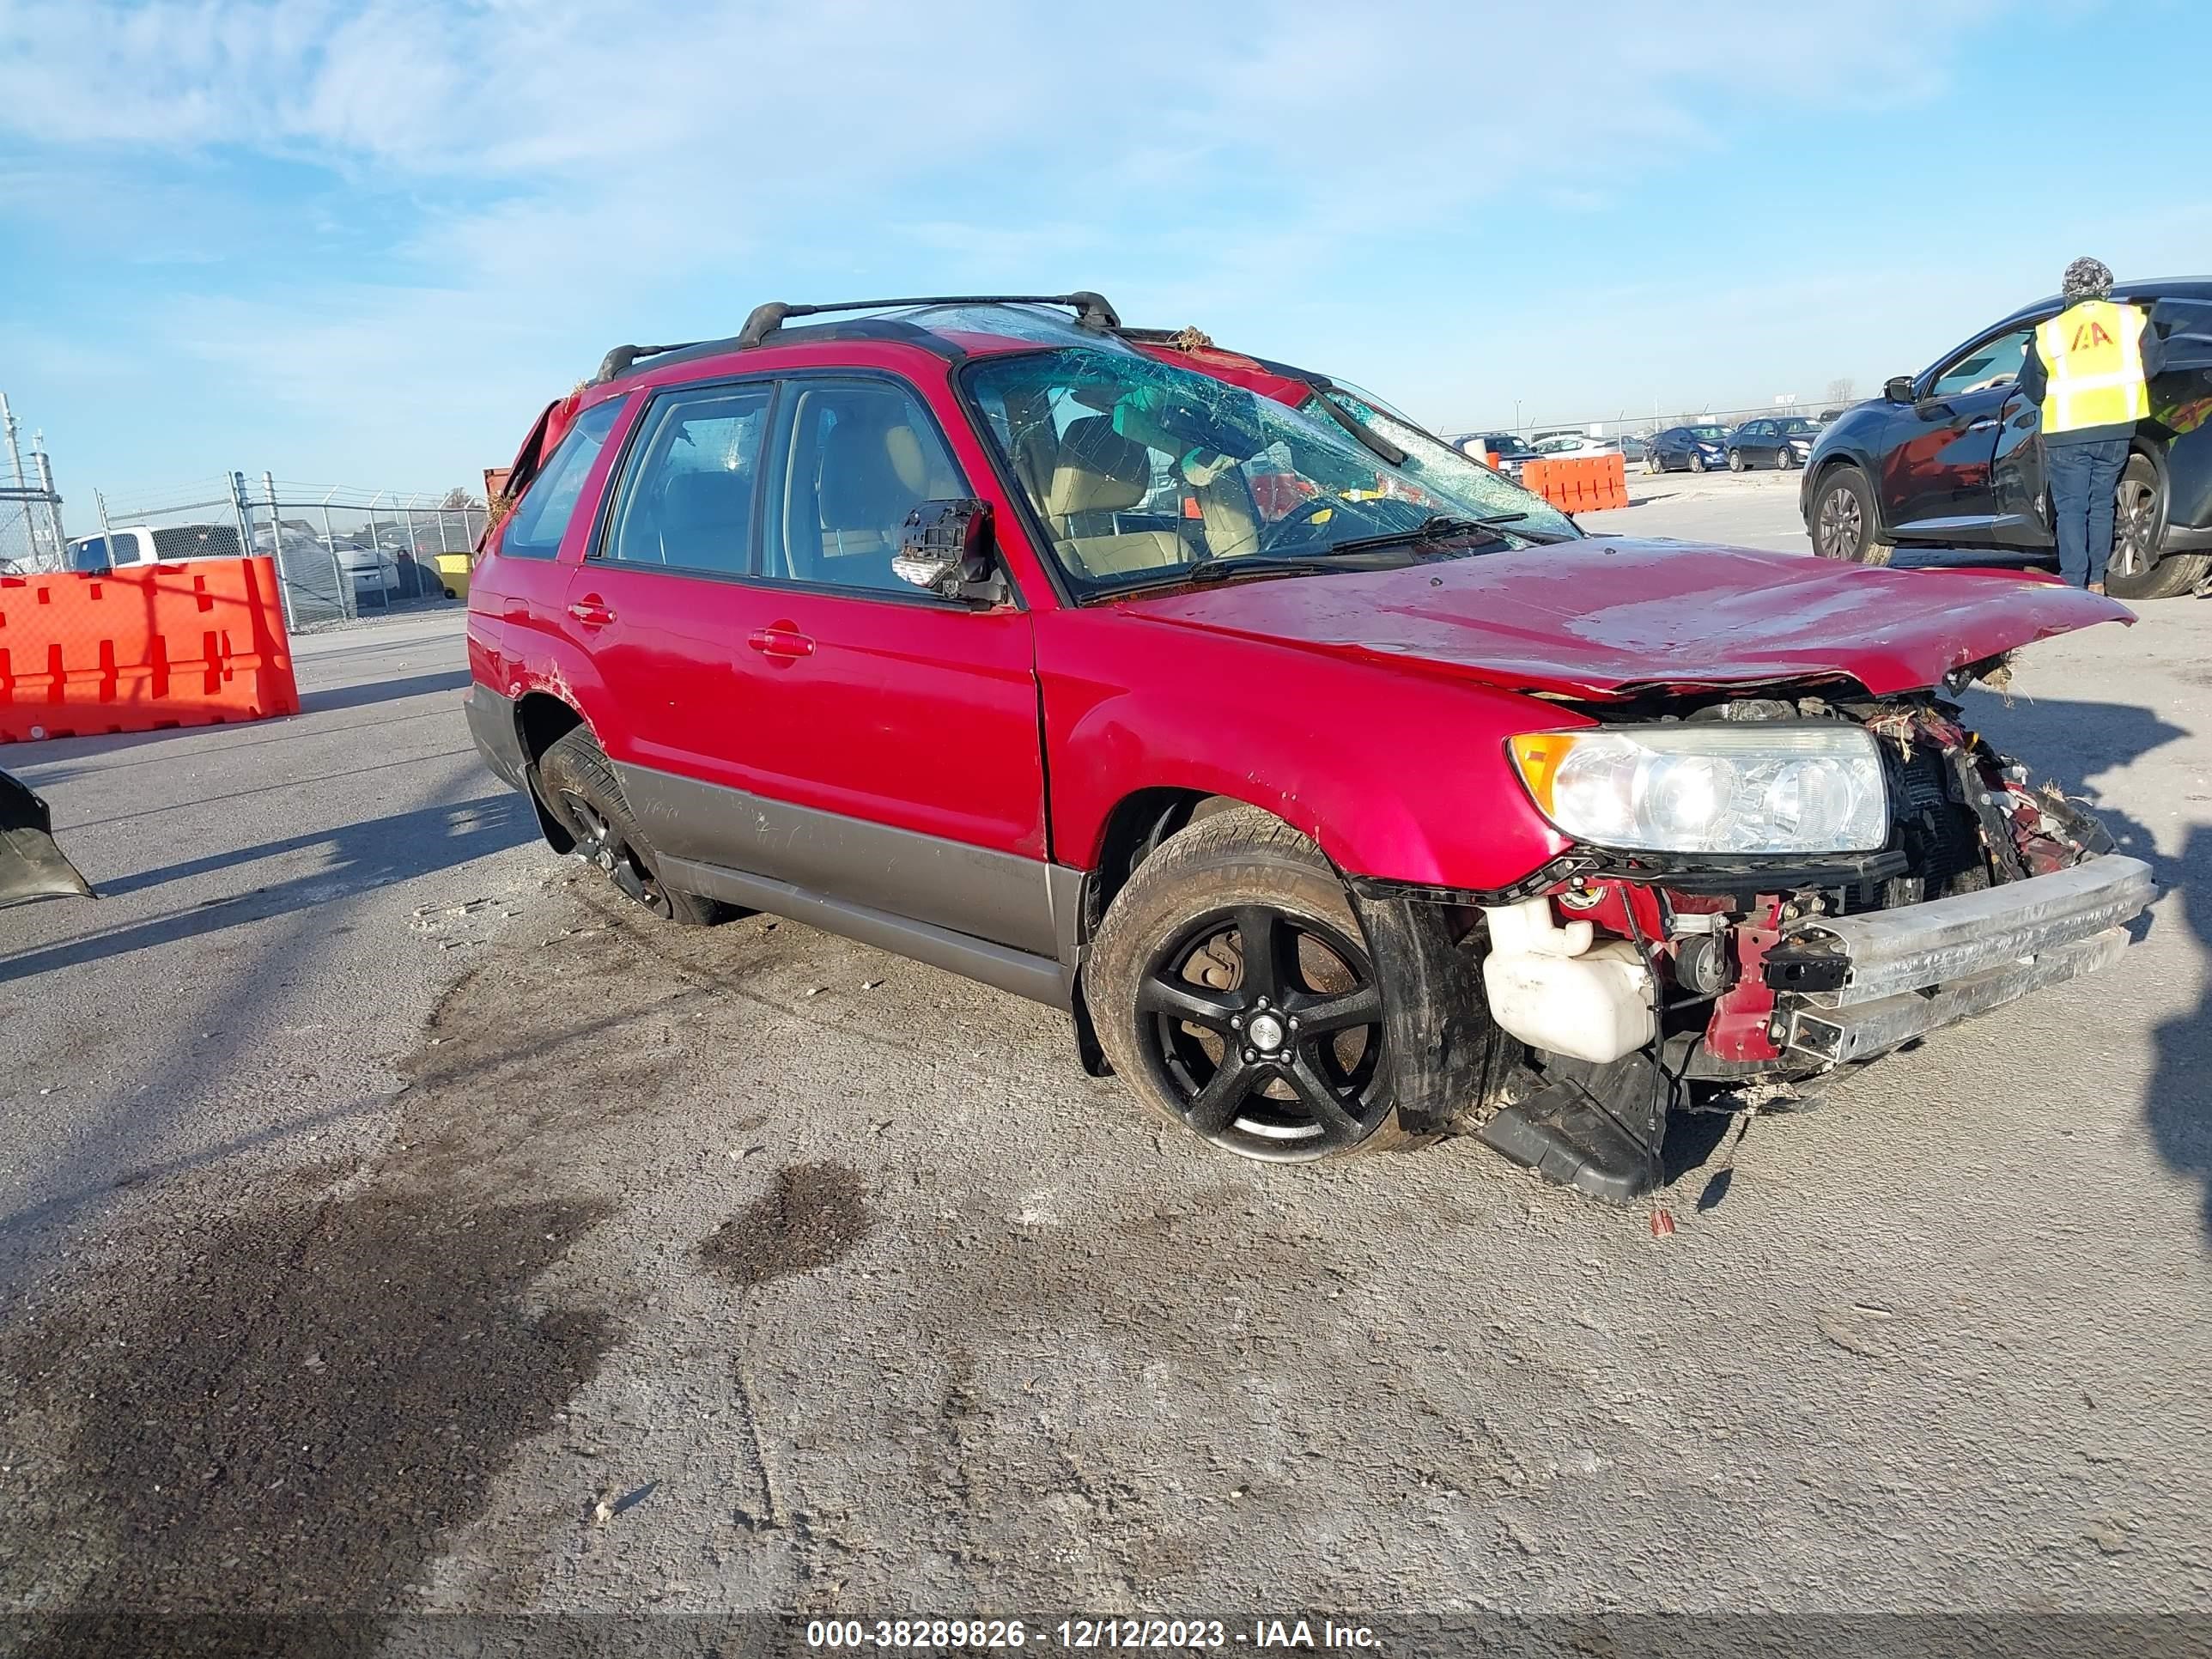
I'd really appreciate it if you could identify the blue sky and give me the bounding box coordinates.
[2,0,2206,526]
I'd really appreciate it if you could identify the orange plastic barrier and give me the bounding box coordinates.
[0,556,299,744]
[1517,454,1627,514]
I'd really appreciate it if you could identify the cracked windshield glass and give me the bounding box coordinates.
[967,346,1565,593]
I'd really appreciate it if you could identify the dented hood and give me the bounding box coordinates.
[1120,538,2131,699]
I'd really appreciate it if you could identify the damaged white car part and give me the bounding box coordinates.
[1479,897,1654,1065]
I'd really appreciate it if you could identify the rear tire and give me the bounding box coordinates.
[538,726,726,926]
[2104,451,2209,601]
[1086,807,1410,1163]
[1809,465,1895,566]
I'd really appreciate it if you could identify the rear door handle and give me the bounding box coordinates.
[746,627,816,660]
[568,596,617,626]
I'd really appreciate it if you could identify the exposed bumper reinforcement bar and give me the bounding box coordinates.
[1771,854,2153,1063]
[1776,854,2154,1006]
[1783,927,2130,1063]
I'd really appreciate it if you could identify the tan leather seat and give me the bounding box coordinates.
[1042,416,1184,577]
[808,404,963,586]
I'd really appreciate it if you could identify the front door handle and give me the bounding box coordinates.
[1966,418,2000,434]
[746,627,816,660]
[568,595,617,626]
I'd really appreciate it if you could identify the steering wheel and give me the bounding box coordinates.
[1259,492,1363,552]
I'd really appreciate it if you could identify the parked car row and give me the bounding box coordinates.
[462,291,2148,1210]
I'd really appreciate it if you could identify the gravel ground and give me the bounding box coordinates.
[2,502,2208,1649]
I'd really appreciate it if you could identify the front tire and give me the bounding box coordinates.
[1776,446,1796,471]
[1809,465,1895,566]
[2105,451,2209,601]
[1728,449,1746,473]
[1689,453,1706,473]
[538,726,726,926]
[1085,807,1407,1163]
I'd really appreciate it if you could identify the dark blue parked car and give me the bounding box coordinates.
[1643,424,1729,474]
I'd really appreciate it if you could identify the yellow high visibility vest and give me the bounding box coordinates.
[2037,300,2149,433]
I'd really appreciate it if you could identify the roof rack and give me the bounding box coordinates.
[734,291,1120,349]
[592,340,705,383]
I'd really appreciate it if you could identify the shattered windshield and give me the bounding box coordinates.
[965,347,1544,595]
[1312,388,1579,541]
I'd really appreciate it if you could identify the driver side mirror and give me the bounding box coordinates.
[1884,374,1917,404]
[892,499,1007,605]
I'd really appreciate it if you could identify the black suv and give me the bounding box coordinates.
[1800,278,2212,599]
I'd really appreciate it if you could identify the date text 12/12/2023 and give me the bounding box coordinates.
[803,1618,1382,1649]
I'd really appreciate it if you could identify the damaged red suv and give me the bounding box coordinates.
[465,295,2152,1206]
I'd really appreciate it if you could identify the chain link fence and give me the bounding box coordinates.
[76,476,488,629]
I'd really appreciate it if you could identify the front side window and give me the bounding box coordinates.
[1930,331,2032,399]
[967,346,1548,594]
[68,537,110,570]
[602,385,771,574]
[500,398,625,559]
[761,379,967,595]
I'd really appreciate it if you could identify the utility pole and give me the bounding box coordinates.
[0,391,34,563]
[33,441,65,568]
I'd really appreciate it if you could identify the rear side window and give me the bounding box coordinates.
[601,385,773,574]
[501,398,624,559]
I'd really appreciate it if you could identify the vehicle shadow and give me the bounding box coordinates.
[295,667,470,715]
[2146,824,2212,1248]
[0,791,534,983]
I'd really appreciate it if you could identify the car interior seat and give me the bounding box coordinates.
[656,468,753,572]
[1042,416,1188,577]
[806,400,962,590]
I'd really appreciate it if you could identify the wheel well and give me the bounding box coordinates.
[1080,789,1260,939]
[515,692,584,766]
[513,692,585,854]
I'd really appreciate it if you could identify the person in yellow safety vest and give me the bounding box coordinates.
[2017,257,2164,593]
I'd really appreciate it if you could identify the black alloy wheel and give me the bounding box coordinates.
[1135,903,1388,1158]
[537,725,726,926]
[1085,805,1412,1162]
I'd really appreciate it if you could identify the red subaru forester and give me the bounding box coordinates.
[465,294,2151,1206]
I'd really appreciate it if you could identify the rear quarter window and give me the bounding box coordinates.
[500,398,625,559]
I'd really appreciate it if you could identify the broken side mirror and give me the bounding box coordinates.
[891,499,1007,605]
[1884,374,1917,404]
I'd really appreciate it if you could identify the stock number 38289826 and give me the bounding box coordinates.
[804,1619,1233,1649]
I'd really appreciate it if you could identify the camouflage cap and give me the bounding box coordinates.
[2062,257,2114,301]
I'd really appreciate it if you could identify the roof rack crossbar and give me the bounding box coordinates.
[592,340,706,384]
[735,291,1119,349]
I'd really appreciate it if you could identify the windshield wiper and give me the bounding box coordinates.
[1183,550,1416,584]
[1099,550,1416,600]
[1324,513,1526,556]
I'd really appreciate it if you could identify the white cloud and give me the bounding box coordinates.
[0,0,2027,481]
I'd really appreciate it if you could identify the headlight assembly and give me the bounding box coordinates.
[1509,725,1889,854]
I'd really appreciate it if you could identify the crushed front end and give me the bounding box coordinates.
[1465,693,2153,1206]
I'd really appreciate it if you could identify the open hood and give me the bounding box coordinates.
[1119,539,2131,701]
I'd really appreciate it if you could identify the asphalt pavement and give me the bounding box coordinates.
[2,484,2208,1645]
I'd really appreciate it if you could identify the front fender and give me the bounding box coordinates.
[1039,614,1575,890]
